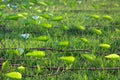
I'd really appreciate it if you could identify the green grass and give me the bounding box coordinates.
[0,0,120,80]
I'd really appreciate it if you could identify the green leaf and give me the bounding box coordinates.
[36,36,49,42]
[0,5,6,9]
[51,16,63,21]
[7,50,20,56]
[80,38,89,44]
[81,54,96,61]
[2,60,10,71]
[38,1,48,6]
[103,15,112,21]
[39,23,52,28]
[77,26,86,31]
[40,13,51,19]
[5,72,22,80]
[92,4,99,9]
[91,14,100,19]
[99,44,110,49]
[25,51,45,58]
[60,56,75,63]
[0,12,2,17]
[18,66,25,72]
[105,54,120,60]
[58,41,69,47]
[6,14,20,20]
[92,28,102,35]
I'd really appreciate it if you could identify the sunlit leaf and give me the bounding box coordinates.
[26,51,45,58]
[5,72,22,80]
[2,60,10,71]
[40,13,51,19]
[51,16,63,21]
[0,5,6,9]
[7,50,20,56]
[113,3,119,7]
[38,1,48,6]
[92,28,102,35]
[103,15,112,21]
[105,54,120,60]
[57,41,69,47]
[91,14,100,19]
[99,44,110,49]
[18,66,25,72]
[77,26,86,31]
[36,36,49,42]
[6,14,20,20]
[80,38,89,44]
[81,54,96,61]
[60,56,75,63]
[39,23,52,28]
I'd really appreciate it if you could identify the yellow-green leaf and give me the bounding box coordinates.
[5,72,22,80]
[51,16,63,21]
[36,36,49,42]
[2,60,10,71]
[99,44,110,49]
[105,54,120,60]
[58,41,69,47]
[60,56,75,63]
[81,54,96,61]
[26,51,45,58]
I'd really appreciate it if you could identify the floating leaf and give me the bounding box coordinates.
[39,23,52,28]
[36,36,49,42]
[18,66,25,72]
[91,14,100,19]
[5,72,22,80]
[103,15,112,20]
[105,54,120,60]
[81,54,96,61]
[60,56,75,63]
[58,41,69,47]
[80,38,89,44]
[2,60,10,71]
[99,44,110,49]
[26,51,45,58]
[51,16,63,21]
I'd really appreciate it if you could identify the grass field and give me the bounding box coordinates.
[0,0,120,80]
